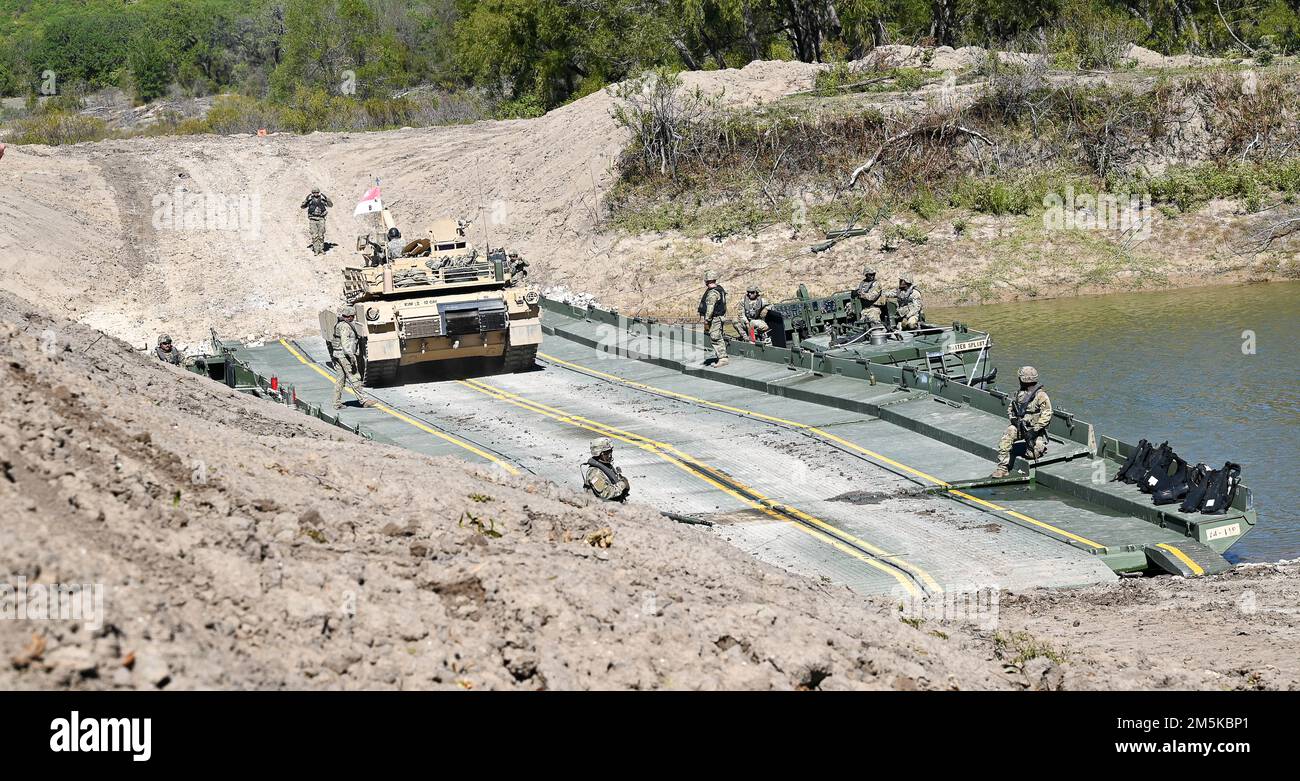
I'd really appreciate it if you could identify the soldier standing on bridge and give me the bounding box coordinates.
[991,366,1053,478]
[699,271,729,367]
[302,187,333,255]
[583,437,630,502]
[886,273,924,330]
[854,267,884,329]
[332,306,376,411]
[738,285,773,345]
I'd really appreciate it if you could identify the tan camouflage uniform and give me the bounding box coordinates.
[154,334,184,365]
[701,284,727,366]
[584,462,630,501]
[332,316,368,410]
[584,438,630,502]
[302,191,333,255]
[855,276,884,328]
[154,346,182,365]
[888,282,924,330]
[995,384,1053,472]
[739,291,772,344]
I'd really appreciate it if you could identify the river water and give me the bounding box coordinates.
[930,281,1299,563]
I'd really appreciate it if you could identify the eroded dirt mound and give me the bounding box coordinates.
[2,292,1296,689]
[996,560,1300,691]
[0,290,1021,690]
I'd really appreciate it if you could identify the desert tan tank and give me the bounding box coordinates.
[319,211,542,385]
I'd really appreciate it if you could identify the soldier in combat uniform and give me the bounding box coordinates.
[332,306,376,411]
[385,227,406,261]
[886,273,924,330]
[991,366,1052,478]
[154,334,184,365]
[698,271,729,367]
[301,187,333,255]
[737,285,772,345]
[853,267,884,328]
[583,437,630,502]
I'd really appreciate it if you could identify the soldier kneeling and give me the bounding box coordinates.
[583,437,630,502]
[991,366,1052,478]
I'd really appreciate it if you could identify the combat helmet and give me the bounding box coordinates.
[158,334,172,345]
[746,284,760,294]
[589,437,614,456]
[899,273,913,286]
[863,267,876,278]
[340,305,356,318]
[703,270,718,283]
[1018,366,1039,383]
[387,227,401,240]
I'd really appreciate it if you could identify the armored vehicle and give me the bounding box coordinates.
[319,212,542,385]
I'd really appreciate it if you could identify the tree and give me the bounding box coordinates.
[129,34,172,103]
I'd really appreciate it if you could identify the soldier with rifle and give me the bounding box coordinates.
[991,366,1052,478]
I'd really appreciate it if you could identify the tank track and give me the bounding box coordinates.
[501,344,537,374]
[364,359,400,387]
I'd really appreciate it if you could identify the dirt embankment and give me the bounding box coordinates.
[0,61,818,351]
[3,56,1295,350]
[0,291,1010,690]
[2,293,1298,690]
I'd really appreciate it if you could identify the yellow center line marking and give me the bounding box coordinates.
[276,339,519,475]
[538,351,1105,551]
[1155,543,1205,576]
[460,377,936,596]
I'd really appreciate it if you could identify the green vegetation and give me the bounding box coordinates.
[994,630,1066,666]
[2,0,1299,141]
[607,67,1300,237]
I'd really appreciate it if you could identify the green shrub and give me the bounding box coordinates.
[7,111,113,145]
[204,94,287,134]
[951,176,1033,216]
[908,188,943,219]
[36,94,86,115]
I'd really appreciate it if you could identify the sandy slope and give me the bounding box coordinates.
[0,291,1006,690]
[0,62,818,350]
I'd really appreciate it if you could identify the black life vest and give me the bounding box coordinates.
[698,285,727,317]
[1151,456,1190,505]
[1129,440,1168,488]
[1113,439,1150,483]
[1199,462,1241,515]
[1139,443,1176,494]
[1178,464,1213,513]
